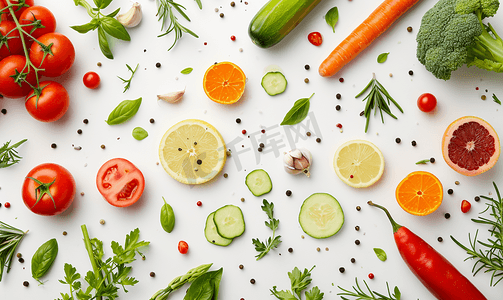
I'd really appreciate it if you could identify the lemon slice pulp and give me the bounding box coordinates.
[159,119,226,184]
[333,139,384,188]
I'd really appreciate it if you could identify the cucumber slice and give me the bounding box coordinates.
[245,169,272,196]
[205,212,233,246]
[213,205,245,239]
[261,72,287,96]
[299,193,344,239]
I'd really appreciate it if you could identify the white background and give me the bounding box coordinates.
[1,0,503,299]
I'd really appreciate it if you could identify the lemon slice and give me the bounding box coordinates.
[159,119,226,184]
[333,139,384,188]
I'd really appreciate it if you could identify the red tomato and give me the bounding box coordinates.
[417,93,437,112]
[461,200,471,213]
[1,0,34,21]
[308,32,323,46]
[0,54,36,98]
[25,81,69,122]
[178,241,189,254]
[22,163,76,216]
[19,6,56,39]
[29,32,75,77]
[0,20,23,60]
[83,71,100,89]
[96,158,145,207]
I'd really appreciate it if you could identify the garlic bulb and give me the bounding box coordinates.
[157,88,185,103]
[117,2,142,28]
[283,148,312,177]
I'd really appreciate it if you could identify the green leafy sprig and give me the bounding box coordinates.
[355,73,403,133]
[156,0,200,51]
[71,0,131,59]
[493,93,501,105]
[252,199,282,260]
[270,266,324,300]
[0,139,27,168]
[338,278,402,300]
[118,63,139,93]
[0,221,27,282]
[451,182,503,286]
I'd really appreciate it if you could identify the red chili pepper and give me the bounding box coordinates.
[308,32,323,46]
[461,200,471,213]
[368,201,487,300]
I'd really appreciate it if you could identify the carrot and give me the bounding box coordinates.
[319,0,421,77]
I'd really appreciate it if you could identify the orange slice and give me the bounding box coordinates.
[203,61,246,104]
[395,171,443,216]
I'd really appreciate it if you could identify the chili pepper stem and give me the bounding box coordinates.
[367,201,402,233]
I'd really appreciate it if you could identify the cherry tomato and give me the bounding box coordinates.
[178,241,189,254]
[1,0,34,21]
[0,20,23,60]
[0,54,36,98]
[461,200,471,213]
[25,81,69,122]
[29,32,75,77]
[417,93,437,112]
[96,158,145,207]
[308,32,323,46]
[83,71,100,89]
[19,6,56,39]
[22,163,76,216]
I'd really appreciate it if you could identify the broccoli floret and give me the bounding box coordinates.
[416,0,503,80]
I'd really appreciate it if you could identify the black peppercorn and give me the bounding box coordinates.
[223,173,228,178]
[236,118,241,123]
[83,119,89,124]
[156,62,161,68]
[395,137,401,144]
[250,279,255,284]
[407,26,413,32]
[18,257,24,263]
[359,110,365,116]
[150,272,155,277]
[306,132,311,136]
[150,118,155,123]
[445,213,451,219]
[355,239,360,245]
[286,190,292,196]
[316,138,321,143]
[447,189,453,195]
[288,248,293,253]
[259,143,265,148]
[356,206,361,211]
[335,105,341,111]
[239,264,244,269]
[355,225,360,231]
[339,267,345,273]
[304,64,310,70]
[474,196,480,202]
[100,144,106,149]
[23,281,29,287]
[197,159,202,165]
[350,258,356,263]
[51,143,57,149]
[1,108,6,114]
[411,140,417,146]
[219,12,224,17]
[430,157,435,163]
[77,129,82,134]
[336,93,341,99]
[230,1,235,6]
[408,70,414,75]
[437,237,443,242]
[258,147,263,152]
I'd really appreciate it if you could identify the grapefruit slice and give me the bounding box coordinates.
[442,116,500,176]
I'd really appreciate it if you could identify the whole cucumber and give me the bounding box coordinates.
[248,0,323,48]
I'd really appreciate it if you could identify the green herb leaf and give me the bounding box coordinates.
[0,221,26,282]
[160,197,175,233]
[305,286,324,300]
[325,7,339,33]
[289,266,314,298]
[493,93,501,105]
[149,263,213,299]
[70,19,99,33]
[101,16,131,41]
[118,63,139,93]
[31,238,58,283]
[132,127,148,140]
[97,26,113,59]
[415,159,430,165]
[181,67,193,74]
[373,248,387,261]
[157,0,199,51]
[184,268,223,300]
[280,93,314,125]
[253,200,282,260]
[271,287,297,300]
[0,139,27,168]
[338,278,402,300]
[377,52,389,63]
[106,97,142,125]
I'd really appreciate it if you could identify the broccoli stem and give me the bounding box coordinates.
[470,11,503,63]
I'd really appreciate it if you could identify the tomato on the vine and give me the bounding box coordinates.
[22,163,76,216]
[19,5,56,39]
[0,54,36,98]
[29,32,75,77]
[0,20,23,60]
[417,93,437,112]
[308,32,323,46]
[1,0,34,21]
[178,241,189,254]
[96,158,145,207]
[25,81,69,122]
[83,71,100,89]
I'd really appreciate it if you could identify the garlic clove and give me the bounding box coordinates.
[299,148,312,165]
[117,2,142,28]
[283,152,294,166]
[289,148,303,159]
[294,156,310,170]
[284,165,302,175]
[157,88,185,103]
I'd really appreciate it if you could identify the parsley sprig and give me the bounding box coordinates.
[56,225,149,300]
[451,182,503,286]
[355,73,403,133]
[338,278,402,300]
[156,0,200,51]
[252,199,282,260]
[271,266,324,300]
[0,139,27,168]
[118,63,139,93]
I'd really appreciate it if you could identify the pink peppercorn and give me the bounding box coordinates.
[197,201,202,206]
[368,273,374,279]
[242,130,247,134]
[230,35,236,41]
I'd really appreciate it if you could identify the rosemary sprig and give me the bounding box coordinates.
[337,278,402,300]
[118,63,139,93]
[0,221,28,282]
[451,182,503,286]
[156,0,200,51]
[0,139,27,168]
[355,73,403,133]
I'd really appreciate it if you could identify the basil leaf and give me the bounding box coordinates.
[280,93,314,126]
[99,0,113,9]
[132,127,148,140]
[71,19,99,34]
[377,52,389,63]
[93,0,103,8]
[101,17,131,41]
[181,67,193,74]
[184,268,223,300]
[210,268,223,299]
[394,286,401,299]
[160,197,175,233]
[97,26,113,59]
[106,97,142,125]
[373,248,387,261]
[106,7,121,18]
[325,7,339,33]
[31,238,58,282]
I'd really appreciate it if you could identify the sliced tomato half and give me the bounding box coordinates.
[96,158,145,207]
